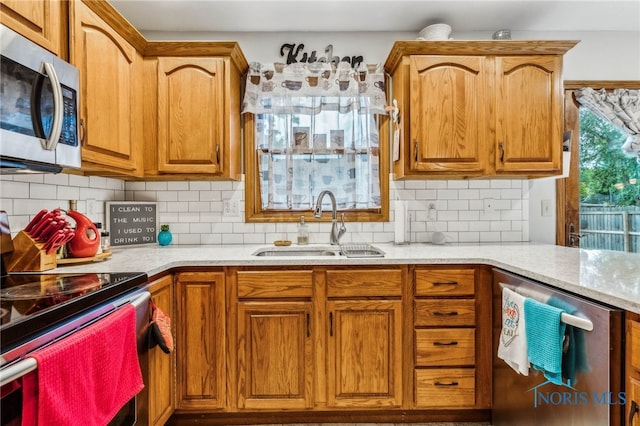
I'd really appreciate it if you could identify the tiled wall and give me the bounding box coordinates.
[1,174,528,245]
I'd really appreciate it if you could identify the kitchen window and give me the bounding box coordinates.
[242,62,389,222]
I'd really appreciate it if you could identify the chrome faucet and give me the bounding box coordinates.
[314,190,347,245]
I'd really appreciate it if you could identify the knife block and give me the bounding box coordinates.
[5,230,57,272]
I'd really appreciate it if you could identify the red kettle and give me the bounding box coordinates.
[66,210,100,258]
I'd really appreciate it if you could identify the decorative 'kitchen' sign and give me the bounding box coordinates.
[106,202,157,246]
[280,43,364,68]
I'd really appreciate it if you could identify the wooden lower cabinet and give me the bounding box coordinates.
[326,299,403,407]
[146,275,175,425]
[237,301,313,409]
[413,266,491,410]
[175,272,226,410]
[168,265,492,423]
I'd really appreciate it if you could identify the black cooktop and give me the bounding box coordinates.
[0,272,147,351]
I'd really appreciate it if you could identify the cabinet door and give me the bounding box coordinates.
[176,272,226,410]
[495,55,563,174]
[157,57,225,174]
[409,56,488,175]
[0,0,64,56]
[237,301,313,409]
[147,275,174,425]
[327,300,403,407]
[71,1,142,175]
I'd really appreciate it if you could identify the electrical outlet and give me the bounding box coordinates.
[541,199,552,217]
[223,199,240,217]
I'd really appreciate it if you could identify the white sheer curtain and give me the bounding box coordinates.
[575,88,640,162]
[242,61,386,211]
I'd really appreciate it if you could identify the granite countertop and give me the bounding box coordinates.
[50,242,640,314]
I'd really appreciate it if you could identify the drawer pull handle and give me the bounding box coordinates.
[433,311,458,316]
[433,281,458,286]
[434,381,459,387]
[433,341,458,346]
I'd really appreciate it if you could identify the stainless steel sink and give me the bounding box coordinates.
[252,244,385,258]
[252,246,340,257]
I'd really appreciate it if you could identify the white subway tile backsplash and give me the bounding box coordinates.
[2,181,29,198]
[447,180,469,189]
[1,174,529,244]
[189,181,211,190]
[436,189,458,200]
[167,181,189,190]
[145,182,168,191]
[457,189,480,200]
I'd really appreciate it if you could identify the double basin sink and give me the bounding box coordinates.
[252,243,385,258]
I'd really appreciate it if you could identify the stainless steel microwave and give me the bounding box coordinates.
[0,24,81,174]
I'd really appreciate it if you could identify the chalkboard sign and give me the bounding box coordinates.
[106,202,157,246]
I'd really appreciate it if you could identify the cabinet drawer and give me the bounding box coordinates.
[632,320,640,371]
[415,269,475,296]
[415,328,475,366]
[415,368,475,407]
[236,270,313,298]
[415,299,475,327]
[326,269,402,297]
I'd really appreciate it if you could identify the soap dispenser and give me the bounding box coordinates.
[297,216,309,245]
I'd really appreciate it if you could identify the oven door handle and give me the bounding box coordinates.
[0,291,149,387]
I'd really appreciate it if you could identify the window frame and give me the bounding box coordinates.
[243,113,390,223]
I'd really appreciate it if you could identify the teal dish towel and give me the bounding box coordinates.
[524,298,566,385]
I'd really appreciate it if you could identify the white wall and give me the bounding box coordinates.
[1,29,638,245]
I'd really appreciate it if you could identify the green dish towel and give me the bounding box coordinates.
[524,298,566,385]
[547,296,590,384]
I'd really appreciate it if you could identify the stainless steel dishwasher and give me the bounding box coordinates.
[492,269,624,426]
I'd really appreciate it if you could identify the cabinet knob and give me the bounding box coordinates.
[215,144,220,164]
[414,141,418,162]
[499,142,505,163]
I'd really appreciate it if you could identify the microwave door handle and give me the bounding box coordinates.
[40,62,63,151]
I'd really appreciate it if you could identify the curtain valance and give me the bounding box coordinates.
[241,61,387,115]
[575,87,640,162]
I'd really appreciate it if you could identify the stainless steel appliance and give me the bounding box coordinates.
[0,24,81,174]
[492,269,624,425]
[0,212,148,425]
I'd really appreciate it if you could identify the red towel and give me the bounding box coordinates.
[22,304,144,426]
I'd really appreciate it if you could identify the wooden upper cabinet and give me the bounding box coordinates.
[70,0,143,176]
[157,57,224,174]
[385,40,577,179]
[143,43,248,180]
[0,0,66,57]
[409,56,488,175]
[495,55,563,174]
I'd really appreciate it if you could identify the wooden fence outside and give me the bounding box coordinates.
[579,205,640,252]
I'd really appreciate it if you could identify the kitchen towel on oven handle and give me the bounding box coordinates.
[21,305,143,426]
[148,299,174,354]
